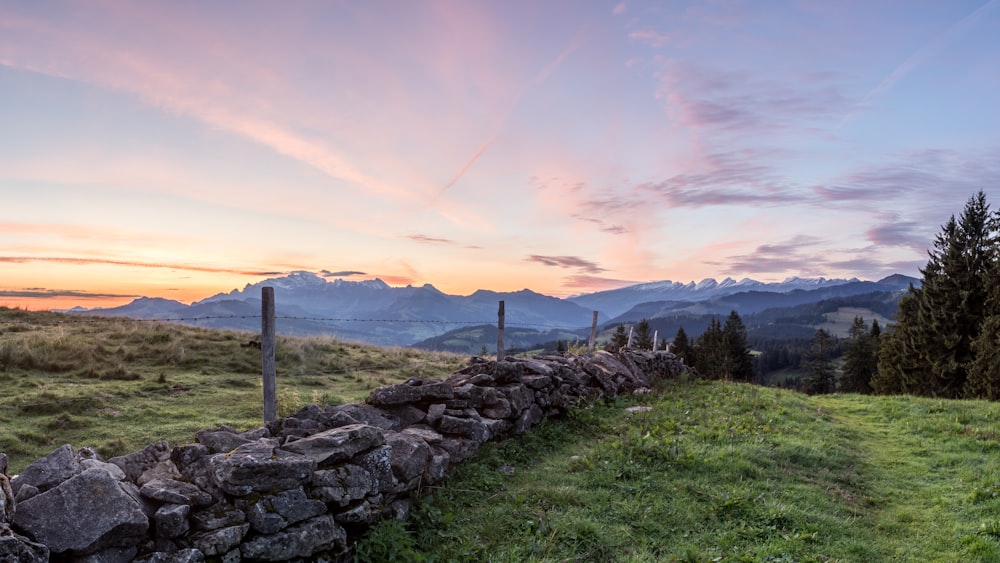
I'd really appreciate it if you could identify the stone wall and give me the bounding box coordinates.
[0,350,689,562]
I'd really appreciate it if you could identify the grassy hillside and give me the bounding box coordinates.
[359,381,1000,562]
[0,307,464,473]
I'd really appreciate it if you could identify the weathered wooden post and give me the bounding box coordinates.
[261,286,277,424]
[496,300,505,362]
[588,311,599,350]
[627,326,634,348]
[653,330,659,351]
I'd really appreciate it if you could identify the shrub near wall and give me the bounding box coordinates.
[0,349,688,562]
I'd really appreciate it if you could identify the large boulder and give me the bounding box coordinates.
[240,514,346,561]
[140,478,213,507]
[366,377,454,407]
[11,444,79,496]
[13,467,149,557]
[384,431,431,484]
[280,424,385,467]
[0,532,49,563]
[209,439,315,496]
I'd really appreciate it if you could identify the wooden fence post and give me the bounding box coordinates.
[496,300,505,362]
[627,326,634,349]
[588,311,598,350]
[261,287,277,424]
[653,330,659,351]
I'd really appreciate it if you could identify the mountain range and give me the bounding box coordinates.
[64,271,919,347]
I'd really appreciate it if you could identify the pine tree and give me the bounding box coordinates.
[874,291,922,395]
[609,324,629,350]
[672,327,695,367]
[694,318,724,378]
[635,319,654,350]
[805,328,836,394]
[722,310,754,381]
[840,316,875,393]
[875,191,999,398]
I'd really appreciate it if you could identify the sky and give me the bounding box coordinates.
[2,0,1000,310]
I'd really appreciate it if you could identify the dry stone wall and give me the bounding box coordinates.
[0,350,689,562]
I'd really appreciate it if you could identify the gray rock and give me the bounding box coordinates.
[170,443,210,475]
[13,482,39,503]
[479,397,513,419]
[80,459,127,481]
[135,548,205,563]
[209,439,315,496]
[521,374,554,390]
[425,403,446,425]
[325,404,398,430]
[366,378,454,406]
[280,424,385,467]
[13,467,149,556]
[334,497,380,525]
[154,503,190,539]
[12,444,79,495]
[245,487,326,535]
[513,357,555,377]
[453,384,499,407]
[0,528,49,563]
[436,438,479,464]
[499,384,534,413]
[74,545,138,563]
[385,404,428,427]
[401,425,444,444]
[514,404,545,434]
[0,474,13,524]
[310,465,373,506]
[189,523,249,557]
[492,361,524,384]
[424,449,450,484]
[384,431,431,483]
[438,414,489,443]
[190,502,245,531]
[355,445,396,494]
[0,453,7,475]
[140,478,213,506]
[109,441,171,483]
[196,428,255,454]
[240,514,346,561]
[482,417,512,440]
[138,459,183,486]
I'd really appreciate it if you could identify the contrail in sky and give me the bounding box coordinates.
[432,28,589,203]
[839,0,998,129]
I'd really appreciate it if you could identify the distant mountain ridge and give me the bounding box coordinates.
[65,271,919,347]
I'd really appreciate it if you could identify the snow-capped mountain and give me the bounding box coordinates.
[568,276,864,318]
[66,272,916,347]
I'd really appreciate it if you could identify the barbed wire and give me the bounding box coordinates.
[0,313,591,331]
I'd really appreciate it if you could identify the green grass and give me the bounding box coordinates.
[0,308,464,473]
[358,381,1000,562]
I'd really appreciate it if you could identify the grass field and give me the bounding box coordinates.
[0,307,464,473]
[6,308,1000,562]
[358,381,1000,562]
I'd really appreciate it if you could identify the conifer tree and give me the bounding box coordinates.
[840,316,875,393]
[694,318,724,378]
[805,328,836,394]
[609,323,629,350]
[722,310,754,381]
[635,319,654,350]
[874,291,922,395]
[672,326,695,367]
[875,191,998,398]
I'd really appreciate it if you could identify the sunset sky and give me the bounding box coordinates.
[3,1,1000,310]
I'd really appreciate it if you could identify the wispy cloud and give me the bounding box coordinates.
[0,288,139,300]
[0,256,278,277]
[712,235,826,275]
[841,0,1000,127]
[561,275,636,290]
[527,255,606,274]
[407,234,455,244]
[319,270,366,278]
